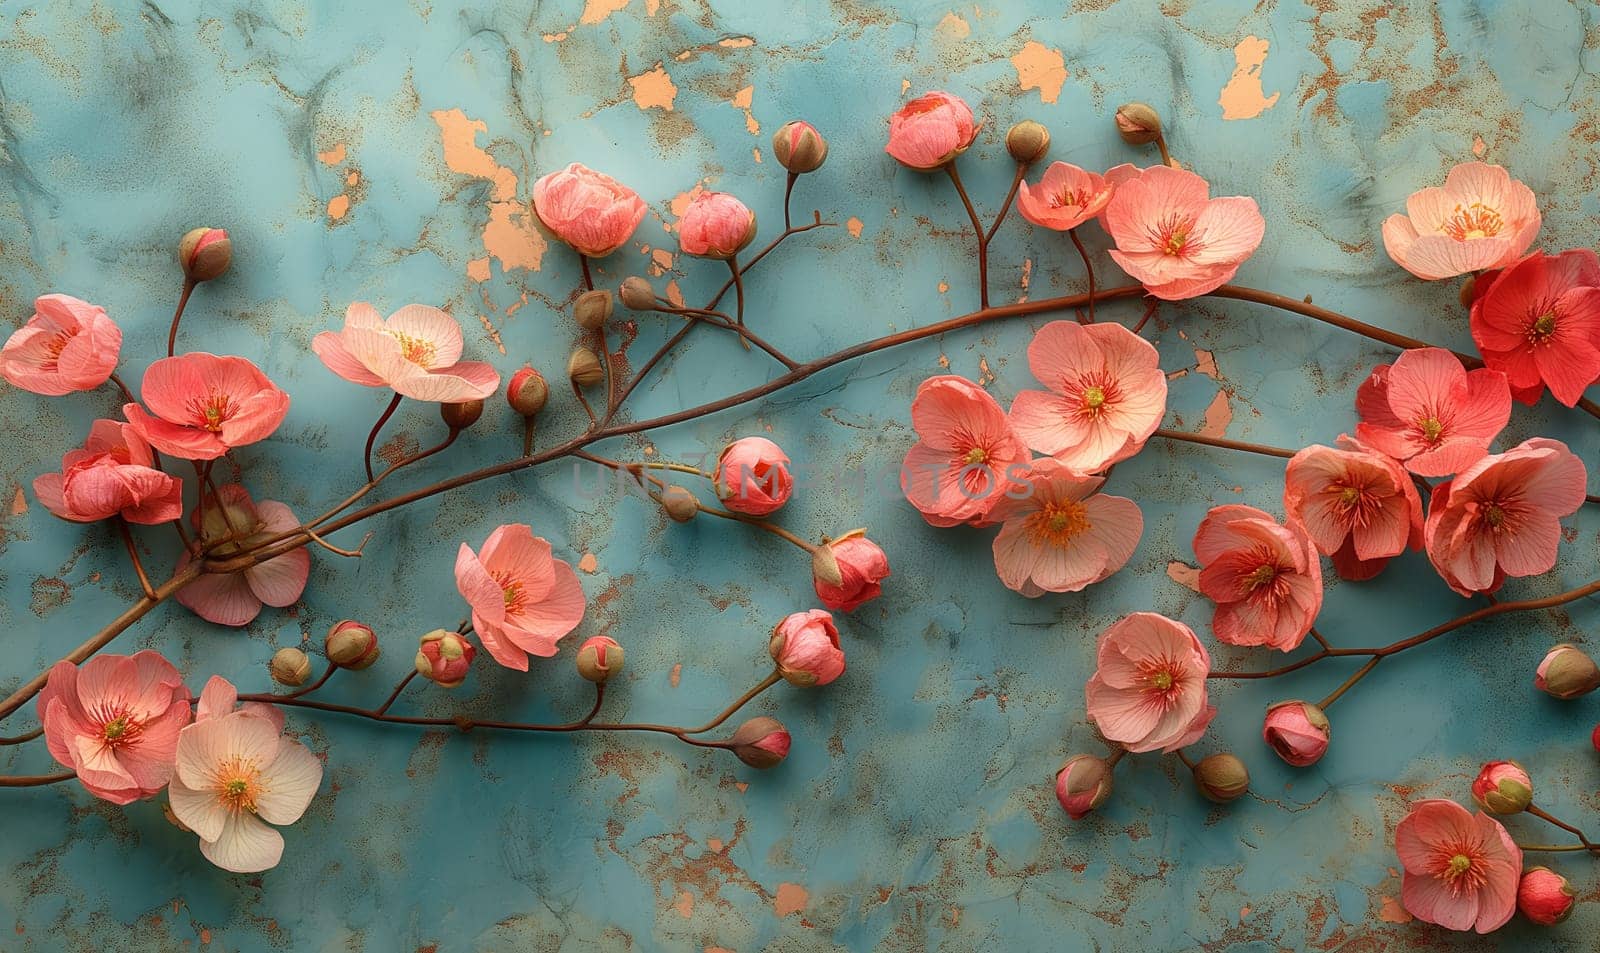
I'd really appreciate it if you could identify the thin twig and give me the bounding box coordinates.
[166,280,195,357]
[1069,228,1097,323]
[364,393,405,483]
[116,520,158,600]
[943,163,988,309]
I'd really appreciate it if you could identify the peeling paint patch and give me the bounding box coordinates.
[431,107,546,279]
[327,193,350,221]
[578,552,599,574]
[316,142,346,165]
[730,85,758,134]
[1166,561,1201,592]
[935,12,970,40]
[10,487,26,515]
[845,216,863,238]
[1199,389,1233,437]
[628,63,678,111]
[1011,41,1066,105]
[773,882,808,917]
[1219,36,1280,120]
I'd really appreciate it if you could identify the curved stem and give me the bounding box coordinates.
[1154,134,1174,169]
[0,771,76,788]
[107,372,137,404]
[1516,843,1600,854]
[783,172,797,230]
[727,255,749,352]
[1528,804,1599,852]
[982,163,1027,247]
[1316,656,1380,709]
[680,671,782,735]
[1069,228,1097,323]
[1173,748,1197,769]
[364,393,404,483]
[1153,428,1294,459]
[0,726,44,745]
[166,280,195,357]
[578,255,594,292]
[374,671,417,716]
[943,163,988,309]
[116,520,157,600]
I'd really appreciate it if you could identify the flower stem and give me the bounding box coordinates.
[364,393,404,483]
[943,162,989,309]
[1069,228,1097,323]
[116,519,158,600]
[0,771,76,788]
[1315,656,1380,709]
[727,255,750,352]
[166,279,195,358]
[1527,804,1600,852]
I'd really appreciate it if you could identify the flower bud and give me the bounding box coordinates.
[1054,754,1113,819]
[811,544,843,589]
[269,647,312,687]
[660,485,699,522]
[619,276,657,311]
[1518,867,1577,925]
[725,716,790,768]
[568,348,605,388]
[1114,103,1163,146]
[769,609,845,687]
[812,530,890,612]
[1457,274,1478,309]
[1005,120,1050,164]
[772,120,828,174]
[1535,643,1600,700]
[1471,760,1533,814]
[576,635,623,683]
[415,629,475,688]
[1192,752,1250,803]
[325,619,381,670]
[178,227,232,283]
[506,366,549,417]
[1262,700,1330,767]
[678,192,758,260]
[574,289,614,331]
[440,399,484,431]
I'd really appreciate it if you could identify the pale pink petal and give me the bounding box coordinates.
[176,562,264,626]
[168,775,227,842]
[123,403,228,460]
[1081,495,1143,580]
[1403,872,1477,931]
[200,811,285,873]
[1189,196,1265,265]
[32,472,69,519]
[389,362,500,403]
[455,543,508,630]
[1401,235,1518,281]
[253,739,322,825]
[1450,368,1512,439]
[472,619,529,672]
[196,676,238,722]
[480,524,557,602]
[384,304,464,367]
[245,549,310,608]
[1008,389,1090,456]
[312,331,387,387]
[506,560,585,646]
[1380,214,1421,274]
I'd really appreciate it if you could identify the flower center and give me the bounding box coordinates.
[214,757,263,813]
[1082,386,1106,411]
[389,331,437,368]
[1338,486,1360,506]
[1441,203,1504,241]
[1052,188,1089,209]
[1484,503,1506,529]
[1443,853,1473,882]
[1150,671,1173,691]
[1530,311,1557,341]
[1244,564,1278,591]
[964,447,988,465]
[101,714,138,746]
[493,571,528,616]
[39,332,72,372]
[1418,416,1444,443]
[1026,499,1091,546]
[190,393,233,432]
[1163,228,1189,256]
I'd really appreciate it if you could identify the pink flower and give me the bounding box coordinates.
[1395,799,1522,933]
[1469,249,1600,406]
[1424,438,1587,596]
[813,532,890,612]
[1382,162,1540,280]
[123,352,290,461]
[769,609,845,687]
[0,294,122,396]
[714,437,793,516]
[1054,754,1114,820]
[1470,760,1532,815]
[1103,165,1265,300]
[169,678,322,873]
[901,375,1029,527]
[1282,438,1423,580]
[531,162,648,258]
[174,485,311,626]
[1008,320,1167,473]
[987,459,1142,597]
[33,419,183,525]
[1193,504,1323,651]
[36,651,191,804]
[1016,163,1114,232]
[312,303,500,403]
[677,192,757,260]
[1261,700,1330,767]
[454,523,585,670]
[1355,348,1510,478]
[1517,868,1576,926]
[885,91,979,171]
[415,630,475,688]
[1085,612,1215,754]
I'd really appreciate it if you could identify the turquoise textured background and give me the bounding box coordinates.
[3,1,1600,950]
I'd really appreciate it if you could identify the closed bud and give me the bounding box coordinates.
[506,366,549,417]
[415,629,475,688]
[325,619,380,670]
[1192,752,1250,803]
[567,348,605,388]
[576,635,623,683]
[1262,700,1330,767]
[619,276,657,310]
[726,716,790,769]
[1518,867,1577,926]
[1054,754,1113,819]
[772,120,828,174]
[178,227,232,283]
[1005,120,1050,164]
[269,647,312,687]
[1535,643,1600,699]
[660,485,699,522]
[574,289,614,331]
[1471,760,1533,815]
[440,399,484,431]
[811,543,844,589]
[1114,102,1163,146]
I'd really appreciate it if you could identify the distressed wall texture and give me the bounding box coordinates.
[3,0,1600,950]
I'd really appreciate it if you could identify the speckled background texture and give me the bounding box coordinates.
[3,0,1600,950]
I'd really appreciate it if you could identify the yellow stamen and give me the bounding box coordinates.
[964,447,988,465]
[1027,499,1091,546]
[1444,854,1473,881]
[1441,203,1504,241]
[1083,386,1106,411]
[1418,416,1444,443]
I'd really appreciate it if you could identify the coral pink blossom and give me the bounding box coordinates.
[1394,799,1522,934]
[987,459,1143,597]
[0,294,122,396]
[123,352,290,461]
[1008,320,1167,473]
[677,191,757,260]
[769,609,845,687]
[885,91,979,171]
[901,375,1028,527]
[36,651,192,804]
[1085,612,1216,754]
[531,162,648,258]
[1355,348,1510,477]
[175,485,311,626]
[313,303,500,403]
[813,533,890,612]
[1193,505,1323,651]
[1283,437,1423,580]
[1016,163,1113,231]
[169,677,322,873]
[1469,249,1600,407]
[1103,165,1265,300]
[715,436,793,516]
[1382,162,1540,280]
[1424,438,1587,596]
[454,523,586,670]
[33,419,183,525]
